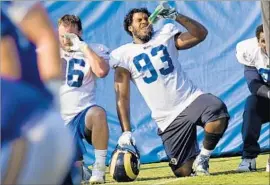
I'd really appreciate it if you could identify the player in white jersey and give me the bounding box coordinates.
[1,2,74,185]
[110,4,230,177]
[58,14,110,184]
[236,24,270,172]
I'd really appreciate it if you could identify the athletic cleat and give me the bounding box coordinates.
[190,169,196,177]
[89,175,105,184]
[193,154,210,176]
[89,163,106,184]
[81,165,92,184]
[237,158,256,172]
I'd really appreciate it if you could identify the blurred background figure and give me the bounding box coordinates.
[1,2,74,184]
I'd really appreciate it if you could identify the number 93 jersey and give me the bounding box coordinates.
[60,44,110,124]
[110,23,204,132]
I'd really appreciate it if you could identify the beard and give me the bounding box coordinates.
[133,27,154,43]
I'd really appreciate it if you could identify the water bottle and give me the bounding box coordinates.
[148,1,170,24]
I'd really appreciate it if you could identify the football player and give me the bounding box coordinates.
[110,3,230,177]
[58,14,110,184]
[236,24,270,172]
[1,2,74,185]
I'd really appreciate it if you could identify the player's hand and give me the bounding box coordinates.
[157,2,178,20]
[118,131,136,147]
[64,33,88,52]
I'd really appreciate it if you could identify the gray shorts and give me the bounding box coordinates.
[157,93,230,171]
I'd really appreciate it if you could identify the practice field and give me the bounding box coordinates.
[104,153,269,185]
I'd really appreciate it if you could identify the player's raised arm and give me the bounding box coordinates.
[64,33,110,78]
[153,2,208,50]
[174,13,208,50]
[81,44,110,78]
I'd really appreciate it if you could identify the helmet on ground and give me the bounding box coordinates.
[109,144,140,182]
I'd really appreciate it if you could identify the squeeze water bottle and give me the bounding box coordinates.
[148,1,169,24]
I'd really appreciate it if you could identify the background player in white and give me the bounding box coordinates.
[58,14,110,184]
[110,3,230,177]
[1,2,74,185]
[236,24,270,172]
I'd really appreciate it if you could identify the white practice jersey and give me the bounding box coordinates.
[60,44,110,124]
[110,23,204,132]
[236,37,270,83]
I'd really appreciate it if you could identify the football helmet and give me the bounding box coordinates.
[109,144,140,182]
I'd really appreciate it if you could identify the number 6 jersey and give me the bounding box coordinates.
[110,23,204,132]
[60,44,110,124]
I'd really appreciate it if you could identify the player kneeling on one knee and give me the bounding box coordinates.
[109,2,230,179]
[58,14,110,184]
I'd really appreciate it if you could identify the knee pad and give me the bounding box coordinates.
[222,119,229,133]
[203,131,224,150]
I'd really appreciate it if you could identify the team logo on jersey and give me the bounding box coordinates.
[169,158,178,165]
[143,45,152,49]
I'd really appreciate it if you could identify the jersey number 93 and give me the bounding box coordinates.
[133,45,174,84]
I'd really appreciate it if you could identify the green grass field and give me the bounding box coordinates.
[105,153,269,185]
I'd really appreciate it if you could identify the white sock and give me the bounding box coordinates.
[94,149,107,169]
[200,147,213,158]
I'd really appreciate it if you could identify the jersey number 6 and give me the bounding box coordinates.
[62,58,85,87]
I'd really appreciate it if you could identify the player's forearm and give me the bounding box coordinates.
[244,65,270,99]
[249,80,270,99]
[115,83,131,132]
[116,98,131,132]
[175,14,208,40]
[115,67,131,132]
[84,47,109,78]
[257,85,270,99]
